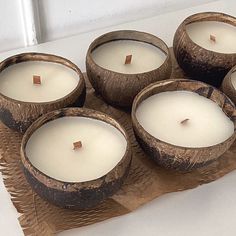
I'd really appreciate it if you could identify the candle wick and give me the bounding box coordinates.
[73,141,82,150]
[124,55,132,65]
[180,118,189,125]
[33,75,41,85]
[210,34,216,43]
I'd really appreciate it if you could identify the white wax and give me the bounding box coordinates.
[186,21,236,53]
[92,40,166,74]
[136,91,234,148]
[26,117,127,182]
[0,61,79,102]
[231,71,236,90]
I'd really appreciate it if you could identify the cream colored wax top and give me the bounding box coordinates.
[92,40,167,74]
[0,61,79,102]
[26,117,127,182]
[186,21,236,53]
[136,91,234,148]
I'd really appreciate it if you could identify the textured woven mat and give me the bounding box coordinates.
[1,49,236,235]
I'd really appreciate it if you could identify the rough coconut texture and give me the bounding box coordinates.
[222,66,236,105]
[173,12,236,88]
[0,53,86,133]
[86,30,172,108]
[21,108,132,209]
[132,79,236,171]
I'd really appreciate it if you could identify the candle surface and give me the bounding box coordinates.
[0,61,79,102]
[92,40,166,74]
[186,21,236,53]
[136,91,234,148]
[231,71,236,89]
[26,117,127,182]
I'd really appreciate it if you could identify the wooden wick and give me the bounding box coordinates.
[210,34,216,43]
[180,118,189,125]
[73,141,82,150]
[33,75,41,85]
[124,55,132,65]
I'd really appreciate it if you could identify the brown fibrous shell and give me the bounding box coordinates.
[21,107,132,209]
[132,78,236,171]
[0,52,86,133]
[222,65,236,105]
[86,30,172,108]
[173,12,236,88]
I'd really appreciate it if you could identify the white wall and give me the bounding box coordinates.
[0,0,25,52]
[0,0,217,53]
[38,0,216,42]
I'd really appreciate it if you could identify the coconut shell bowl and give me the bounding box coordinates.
[21,107,132,209]
[173,12,236,88]
[222,65,236,105]
[86,30,172,108]
[131,79,236,171]
[0,52,86,133]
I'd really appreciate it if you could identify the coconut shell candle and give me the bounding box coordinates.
[222,65,236,104]
[173,12,236,88]
[0,53,86,133]
[132,79,236,171]
[21,107,131,209]
[86,30,172,108]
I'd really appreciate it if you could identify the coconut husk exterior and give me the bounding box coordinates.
[132,79,236,171]
[86,30,172,108]
[222,65,236,104]
[0,53,86,133]
[20,107,132,209]
[173,12,236,88]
